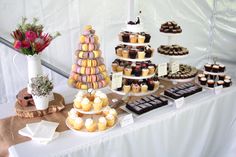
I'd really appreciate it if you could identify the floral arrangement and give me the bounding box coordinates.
[30,75,53,96]
[11,17,60,55]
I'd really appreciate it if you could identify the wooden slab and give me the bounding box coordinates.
[15,93,65,118]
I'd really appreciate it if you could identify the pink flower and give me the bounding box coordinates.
[21,40,30,48]
[13,40,21,49]
[25,31,37,42]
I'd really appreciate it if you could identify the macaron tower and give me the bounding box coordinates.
[68,25,110,90]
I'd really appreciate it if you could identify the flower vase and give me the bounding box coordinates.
[27,54,43,93]
[33,95,50,110]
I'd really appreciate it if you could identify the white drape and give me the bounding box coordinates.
[0,0,236,115]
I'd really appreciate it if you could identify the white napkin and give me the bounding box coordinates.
[18,120,59,144]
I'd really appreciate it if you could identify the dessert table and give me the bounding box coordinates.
[1,80,236,157]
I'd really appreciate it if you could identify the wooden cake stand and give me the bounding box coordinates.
[15,88,65,118]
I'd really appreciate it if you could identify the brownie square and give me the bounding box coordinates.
[136,100,145,104]
[158,97,168,105]
[142,97,150,102]
[147,95,156,100]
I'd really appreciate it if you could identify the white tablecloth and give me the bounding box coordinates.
[9,85,236,157]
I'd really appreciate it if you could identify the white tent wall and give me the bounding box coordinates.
[0,0,236,114]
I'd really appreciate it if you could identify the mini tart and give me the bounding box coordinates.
[108,108,118,117]
[123,84,131,93]
[93,97,103,112]
[141,84,148,93]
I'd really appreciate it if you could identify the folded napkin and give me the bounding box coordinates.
[18,120,59,144]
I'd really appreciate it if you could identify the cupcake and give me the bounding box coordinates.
[73,96,83,109]
[144,34,151,43]
[122,49,129,58]
[129,49,137,59]
[138,35,145,43]
[142,68,149,76]
[118,32,124,41]
[141,84,148,93]
[116,48,123,57]
[130,34,138,43]
[106,114,115,127]
[103,106,111,116]
[93,97,103,112]
[225,75,231,80]
[117,64,125,72]
[73,117,84,130]
[98,93,109,107]
[154,80,160,89]
[207,80,215,88]
[123,84,131,93]
[134,67,142,77]
[145,48,153,58]
[203,72,209,79]
[204,64,212,72]
[108,108,118,117]
[112,62,118,72]
[132,83,140,93]
[219,64,225,72]
[148,66,156,75]
[197,73,205,81]
[209,74,216,80]
[122,33,130,42]
[212,65,219,73]
[218,74,225,80]
[200,77,207,85]
[138,50,145,59]
[85,118,97,132]
[147,80,155,90]
[98,117,107,131]
[81,98,92,111]
[124,66,132,76]
[224,79,231,87]
[217,80,224,86]
[68,109,78,126]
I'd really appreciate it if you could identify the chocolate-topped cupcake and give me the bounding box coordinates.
[207,80,215,88]
[204,64,212,72]
[219,64,225,72]
[129,49,137,59]
[218,74,225,80]
[145,49,153,58]
[134,67,142,77]
[147,80,155,90]
[144,34,151,43]
[217,80,224,86]
[200,77,207,85]
[224,79,231,87]
[122,33,130,42]
[212,65,219,73]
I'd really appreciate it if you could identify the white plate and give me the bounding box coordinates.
[116,55,153,62]
[158,53,188,59]
[159,32,181,37]
[110,87,159,96]
[120,42,150,46]
[65,118,118,136]
[122,73,155,80]
[203,70,226,76]
[73,105,107,115]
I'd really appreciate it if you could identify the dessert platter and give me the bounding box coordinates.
[68,25,110,90]
[197,62,232,89]
[159,64,198,82]
[110,12,160,96]
[120,94,170,117]
[66,90,118,135]
[157,21,198,83]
